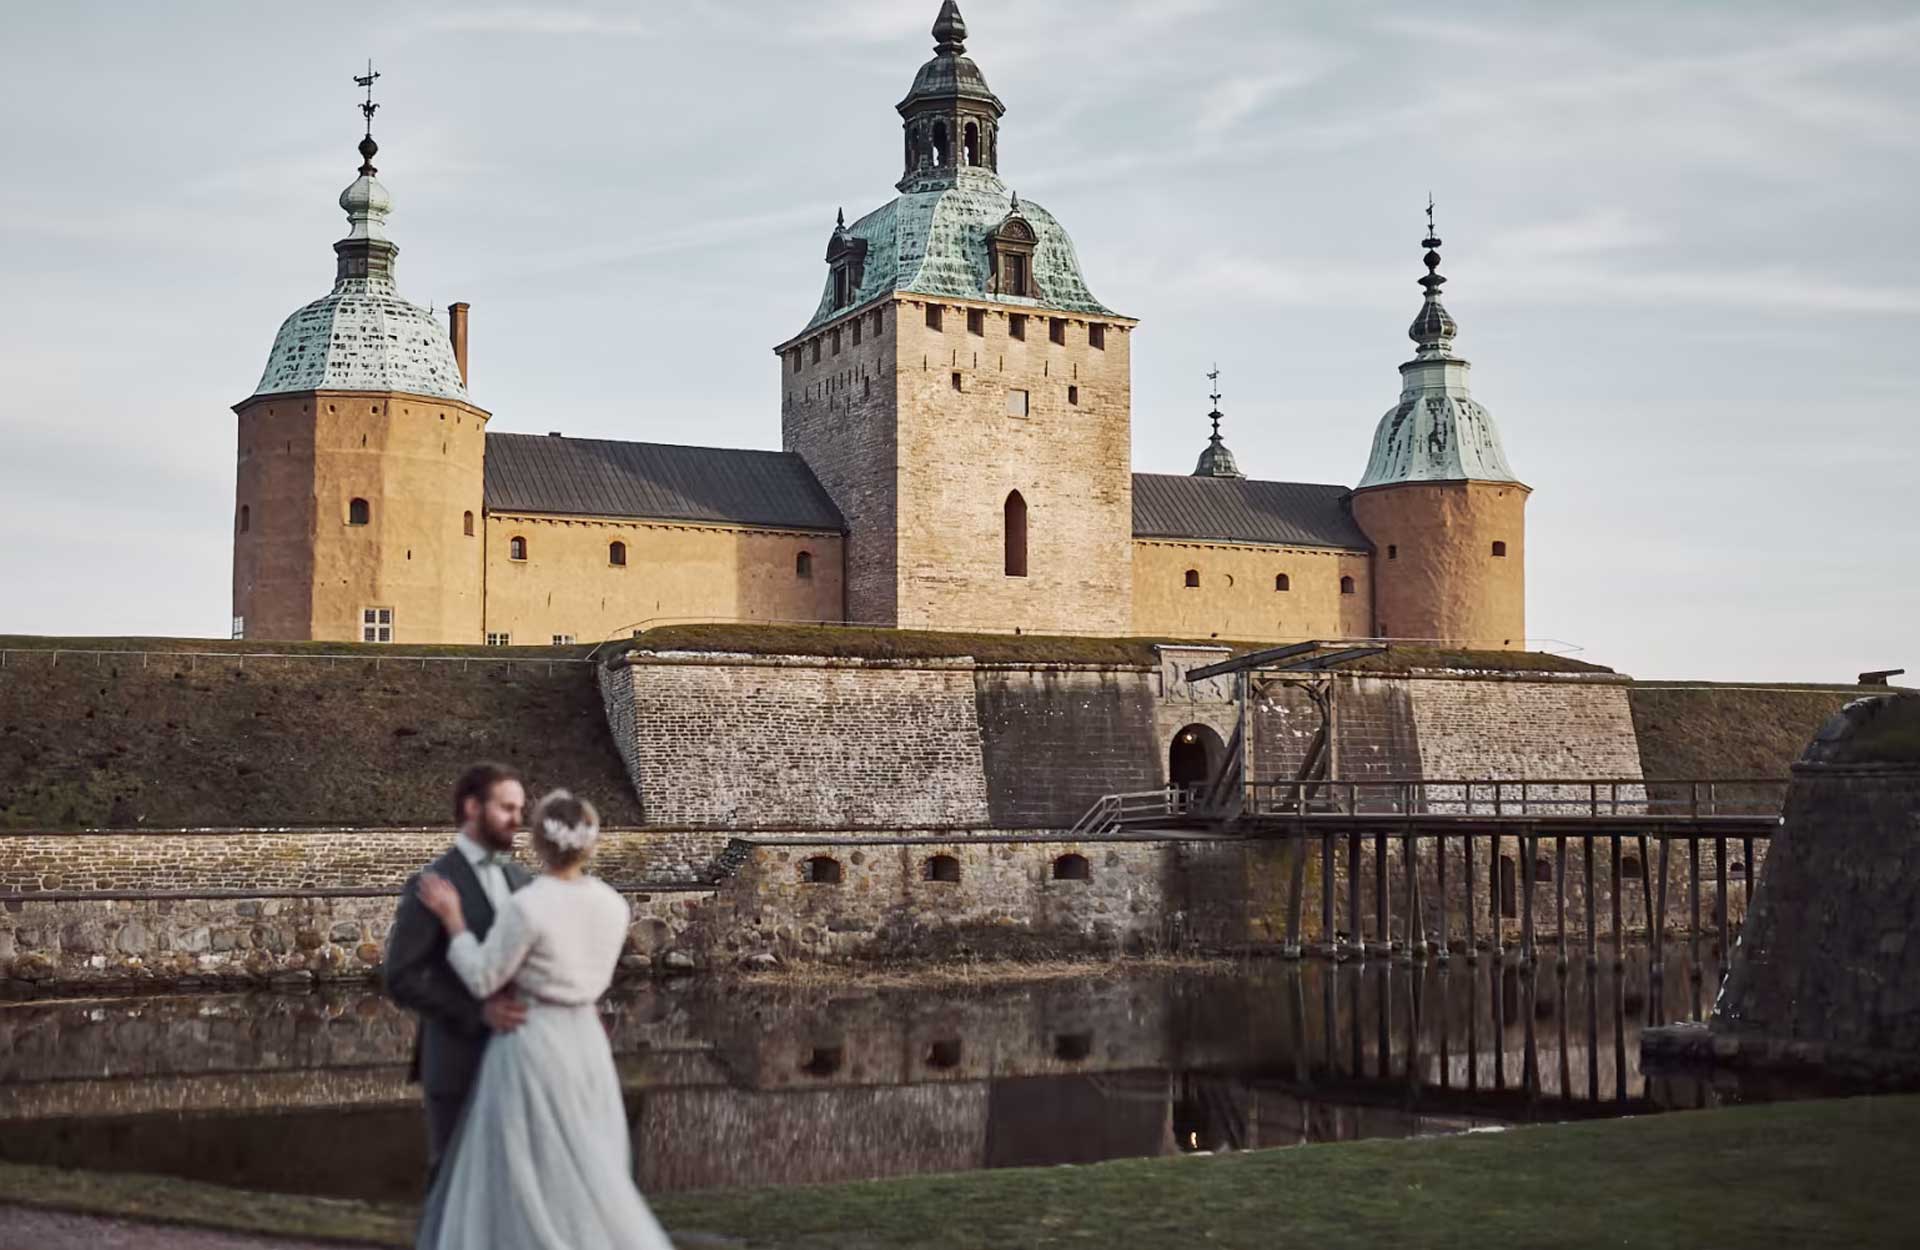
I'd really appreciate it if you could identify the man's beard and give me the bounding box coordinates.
[480,809,518,848]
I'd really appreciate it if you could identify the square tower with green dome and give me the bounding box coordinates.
[776,1,1137,633]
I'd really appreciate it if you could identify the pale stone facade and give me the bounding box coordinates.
[1130,540,1373,642]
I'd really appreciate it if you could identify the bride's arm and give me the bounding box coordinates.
[441,894,537,1000]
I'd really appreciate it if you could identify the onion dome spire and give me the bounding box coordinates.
[1409,195,1458,357]
[898,1,1005,189]
[1192,365,1246,479]
[933,0,967,53]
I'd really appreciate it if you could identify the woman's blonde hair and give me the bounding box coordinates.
[529,789,600,871]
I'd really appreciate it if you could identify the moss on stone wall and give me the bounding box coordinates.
[1628,682,1873,780]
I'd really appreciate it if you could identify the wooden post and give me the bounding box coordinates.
[1375,830,1390,955]
[1284,835,1306,958]
[1520,827,1536,965]
[1715,835,1730,941]
[1554,835,1568,969]
[1583,835,1598,970]
[1408,832,1426,959]
[1436,833,1450,963]
[1689,838,1703,980]
[1653,835,1671,977]
[1609,834,1624,969]
[1490,833,1503,961]
[1347,831,1362,959]
[1321,831,1335,955]
[1743,835,1756,912]
[1464,832,1477,963]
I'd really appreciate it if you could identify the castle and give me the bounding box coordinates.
[230,2,1528,650]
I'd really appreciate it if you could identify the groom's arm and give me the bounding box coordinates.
[384,876,486,1036]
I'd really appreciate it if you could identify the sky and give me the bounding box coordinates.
[0,0,1914,682]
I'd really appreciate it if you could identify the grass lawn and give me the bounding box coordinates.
[3,1095,1916,1248]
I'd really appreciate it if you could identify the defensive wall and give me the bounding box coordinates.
[0,630,1881,991]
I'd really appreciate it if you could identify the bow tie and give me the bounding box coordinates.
[477,851,511,869]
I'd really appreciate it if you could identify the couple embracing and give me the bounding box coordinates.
[383,762,673,1249]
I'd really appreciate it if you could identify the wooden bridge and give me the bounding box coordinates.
[1069,775,1785,975]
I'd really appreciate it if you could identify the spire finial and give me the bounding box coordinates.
[1207,364,1224,439]
[1409,196,1459,353]
[353,60,382,175]
[1192,362,1245,479]
[933,1,967,54]
[836,206,846,229]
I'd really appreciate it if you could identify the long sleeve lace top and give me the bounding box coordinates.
[445,875,631,1005]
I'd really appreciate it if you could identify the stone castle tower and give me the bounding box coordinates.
[777,0,1137,633]
[231,124,489,644]
[1350,224,1528,648]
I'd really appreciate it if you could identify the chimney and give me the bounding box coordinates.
[448,302,470,387]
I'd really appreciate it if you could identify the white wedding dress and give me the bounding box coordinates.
[415,874,673,1250]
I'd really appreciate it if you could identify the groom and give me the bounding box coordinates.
[385,761,533,1180]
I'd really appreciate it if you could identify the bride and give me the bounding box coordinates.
[414,789,673,1250]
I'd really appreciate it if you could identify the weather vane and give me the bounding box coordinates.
[1207,364,1223,437]
[355,60,381,137]
[1425,193,1437,240]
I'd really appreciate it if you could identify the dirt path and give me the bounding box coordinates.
[0,1205,387,1250]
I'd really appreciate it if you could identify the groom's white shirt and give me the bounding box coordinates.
[454,831,511,912]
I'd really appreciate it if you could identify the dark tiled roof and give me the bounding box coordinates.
[1131,473,1370,551]
[485,434,844,532]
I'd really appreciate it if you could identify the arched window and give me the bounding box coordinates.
[509,535,528,562]
[1184,569,1200,589]
[1004,491,1028,578]
[796,550,813,579]
[609,540,627,567]
[238,505,250,534]
[1340,575,1356,595]
[925,854,961,883]
[463,511,475,537]
[348,497,370,526]
[1052,853,1091,882]
[963,120,980,166]
[1274,573,1290,592]
[804,856,843,885]
[1492,541,1508,557]
[932,120,949,166]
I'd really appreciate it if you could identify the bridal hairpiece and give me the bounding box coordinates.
[542,814,599,851]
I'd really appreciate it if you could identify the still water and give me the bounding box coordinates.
[0,948,1791,1201]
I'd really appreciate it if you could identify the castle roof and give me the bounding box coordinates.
[252,134,468,403]
[793,176,1120,337]
[483,434,845,532]
[1132,474,1371,551]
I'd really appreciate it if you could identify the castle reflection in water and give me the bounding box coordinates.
[0,950,1773,1202]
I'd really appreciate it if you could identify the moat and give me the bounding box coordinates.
[0,948,1810,1203]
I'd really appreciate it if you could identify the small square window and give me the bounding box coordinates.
[486,632,512,647]
[1492,541,1508,557]
[551,634,576,646]
[1009,314,1027,341]
[926,305,944,331]
[1006,389,1029,417]
[1049,318,1066,345]
[1088,323,1107,350]
[361,607,394,643]
[967,309,985,336]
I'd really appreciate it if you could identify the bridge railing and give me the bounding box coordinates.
[1237,778,1787,821]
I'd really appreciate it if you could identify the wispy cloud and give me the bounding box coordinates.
[413,7,649,37]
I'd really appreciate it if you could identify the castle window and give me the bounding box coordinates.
[833,268,851,309]
[238,505,250,534]
[990,215,1037,298]
[360,607,393,644]
[804,856,844,885]
[1006,389,1029,417]
[810,339,821,365]
[486,632,511,647]
[1004,491,1029,577]
[1052,854,1091,882]
[348,497,370,526]
[551,634,575,646]
[852,318,863,346]
[1054,1031,1094,1061]
[800,1046,844,1077]
[464,511,475,537]
[831,329,842,356]
[1049,318,1067,345]
[926,1039,963,1068]
[509,535,528,562]
[792,350,802,374]
[1388,545,1398,560]
[963,120,980,166]
[1275,573,1290,592]
[1340,575,1356,595]
[1067,385,1079,406]
[951,371,964,392]
[1009,314,1027,341]
[609,541,627,567]
[871,310,883,337]
[1184,569,1200,589]
[1089,323,1107,350]
[926,854,961,883]
[968,308,985,336]
[1492,541,1508,557]
[926,305,943,332]
[932,120,949,166]
[796,550,814,579]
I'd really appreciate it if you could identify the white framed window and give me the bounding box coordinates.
[230,616,245,640]
[551,634,576,646]
[486,632,511,647]
[361,607,394,643]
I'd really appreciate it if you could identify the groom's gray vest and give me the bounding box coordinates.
[384,845,532,1096]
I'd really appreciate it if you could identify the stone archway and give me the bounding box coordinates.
[1169,723,1226,793]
